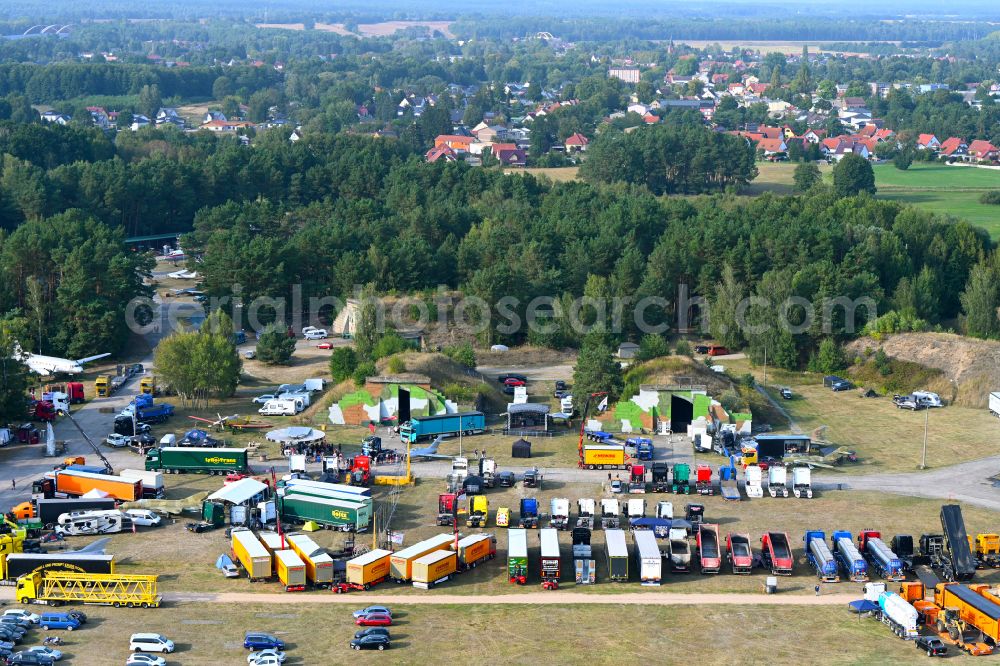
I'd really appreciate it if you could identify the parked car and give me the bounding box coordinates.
[355,613,392,627]
[353,627,390,640]
[252,394,276,405]
[243,633,284,651]
[247,649,286,664]
[125,655,166,666]
[129,634,174,653]
[350,634,390,651]
[38,614,79,631]
[779,388,792,400]
[352,606,392,619]
[105,433,130,448]
[915,636,947,657]
[497,471,516,487]
[303,329,328,340]
[1,612,38,625]
[25,647,62,661]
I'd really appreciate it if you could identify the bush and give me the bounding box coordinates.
[979,190,1000,205]
[329,347,357,382]
[673,340,691,357]
[442,342,477,368]
[255,324,296,365]
[387,356,406,374]
[353,361,376,386]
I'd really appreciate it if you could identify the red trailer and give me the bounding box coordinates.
[727,533,754,574]
[761,532,794,575]
[698,524,722,574]
[695,465,714,495]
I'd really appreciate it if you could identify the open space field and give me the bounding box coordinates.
[722,358,999,473]
[6,602,923,665]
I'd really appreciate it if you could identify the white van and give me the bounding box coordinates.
[130,633,175,653]
[125,509,162,527]
[258,399,299,416]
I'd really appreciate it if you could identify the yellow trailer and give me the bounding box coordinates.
[412,550,458,589]
[16,571,160,608]
[345,549,392,589]
[390,534,455,583]
[231,529,272,581]
[285,534,334,588]
[274,550,307,592]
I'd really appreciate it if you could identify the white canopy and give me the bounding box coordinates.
[206,477,268,505]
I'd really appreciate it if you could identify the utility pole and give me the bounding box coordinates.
[920,407,929,470]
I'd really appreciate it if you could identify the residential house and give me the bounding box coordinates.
[495,147,527,167]
[938,137,968,159]
[967,139,998,162]
[916,134,940,150]
[434,135,474,153]
[564,133,590,153]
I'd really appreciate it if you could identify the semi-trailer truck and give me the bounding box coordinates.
[606,529,629,582]
[16,571,161,608]
[144,447,249,474]
[805,530,839,582]
[390,534,455,583]
[508,528,529,584]
[634,529,662,585]
[399,411,485,443]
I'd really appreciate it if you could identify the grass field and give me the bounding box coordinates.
[23,602,924,665]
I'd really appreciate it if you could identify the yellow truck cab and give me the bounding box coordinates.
[496,507,510,527]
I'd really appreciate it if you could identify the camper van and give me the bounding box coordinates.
[55,510,128,536]
[258,399,301,416]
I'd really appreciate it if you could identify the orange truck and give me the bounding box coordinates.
[53,470,141,502]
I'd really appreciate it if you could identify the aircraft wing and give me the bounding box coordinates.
[75,352,111,365]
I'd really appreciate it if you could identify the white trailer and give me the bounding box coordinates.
[791,466,812,499]
[744,465,763,498]
[990,392,1000,418]
[633,529,662,586]
[767,464,788,498]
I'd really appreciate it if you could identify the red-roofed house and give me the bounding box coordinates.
[425,145,457,163]
[967,140,998,162]
[939,137,968,158]
[434,135,474,153]
[916,134,940,150]
[564,133,590,153]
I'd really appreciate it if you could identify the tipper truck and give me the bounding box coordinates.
[340,549,392,592]
[279,495,372,532]
[805,530,839,582]
[669,528,692,572]
[390,534,454,583]
[726,533,753,574]
[539,528,562,589]
[467,495,488,528]
[16,571,160,608]
[697,524,722,574]
[791,465,813,498]
[671,463,690,494]
[519,498,539,529]
[508,528,528,584]
[412,550,459,589]
[744,465,763,498]
[606,529,629,582]
[285,534,334,588]
[858,529,905,581]
[634,529,662,586]
[581,444,628,470]
[274,550,307,592]
[695,465,714,495]
[572,527,595,585]
[651,463,670,493]
[231,529,272,581]
[767,464,788,498]
[453,534,496,570]
[833,530,868,582]
[550,498,570,530]
[760,532,794,575]
[939,504,976,582]
[600,499,620,530]
[576,499,595,529]
[52,470,141,502]
[144,447,249,474]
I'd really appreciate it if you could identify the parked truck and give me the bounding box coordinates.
[760,532,794,575]
[744,465,763,498]
[16,571,160,608]
[581,444,629,470]
[231,529,272,581]
[279,494,372,532]
[805,530,839,582]
[695,465,714,495]
[539,528,562,589]
[767,464,788,498]
[53,470,141,502]
[939,504,977,582]
[572,527,595,585]
[671,463,690,494]
[859,529,905,581]
[285,534,334,588]
[669,528,692,572]
[341,549,392,592]
[144,447,249,474]
[606,529,629,582]
[575,499,595,530]
[791,465,813,499]
[697,524,722,574]
[399,411,485,443]
[833,530,868,582]
[634,528,662,586]
[512,497,540,530]
[726,533,754,574]
[650,462,670,493]
[600,499,620,530]
[508,528,528,584]
[550,498,570,530]
[390,534,454,583]
[467,495,488,528]
[453,534,496,570]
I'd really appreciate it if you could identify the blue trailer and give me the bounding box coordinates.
[805,530,839,582]
[399,411,485,443]
[832,530,868,582]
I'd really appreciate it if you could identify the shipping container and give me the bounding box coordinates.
[2,553,114,581]
[412,549,459,589]
[54,470,141,502]
[390,534,455,582]
[231,529,272,581]
[634,529,662,585]
[606,529,629,582]
[274,549,307,591]
[285,534,334,588]
[453,533,496,569]
[346,549,392,588]
[508,528,529,584]
[279,494,372,532]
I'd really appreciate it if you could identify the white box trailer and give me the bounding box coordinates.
[634,529,662,586]
[991,392,1000,418]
